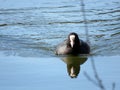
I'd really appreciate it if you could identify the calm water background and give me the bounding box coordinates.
[0,0,120,90]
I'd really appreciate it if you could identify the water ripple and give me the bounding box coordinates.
[0,0,120,57]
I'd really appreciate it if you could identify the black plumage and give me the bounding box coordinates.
[55,32,90,55]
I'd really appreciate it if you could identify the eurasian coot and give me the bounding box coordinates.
[55,32,90,55]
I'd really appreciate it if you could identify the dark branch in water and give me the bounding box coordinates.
[84,72,99,87]
[80,0,90,44]
[91,57,105,90]
[84,57,116,90]
[80,0,116,89]
[112,82,116,90]
[84,57,105,90]
[93,57,105,90]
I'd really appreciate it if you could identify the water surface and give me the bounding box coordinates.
[0,55,120,90]
[0,0,120,57]
[0,0,120,90]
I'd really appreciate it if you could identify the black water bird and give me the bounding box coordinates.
[55,32,90,55]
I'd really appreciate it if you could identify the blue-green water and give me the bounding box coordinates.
[0,0,120,57]
[0,0,120,90]
[0,55,120,90]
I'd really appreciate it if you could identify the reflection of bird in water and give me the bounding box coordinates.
[62,55,88,78]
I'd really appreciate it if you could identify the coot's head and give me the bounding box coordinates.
[67,32,80,48]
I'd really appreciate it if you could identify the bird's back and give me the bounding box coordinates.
[55,40,72,55]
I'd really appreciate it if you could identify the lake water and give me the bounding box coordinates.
[0,0,120,90]
[0,55,120,90]
[0,0,120,56]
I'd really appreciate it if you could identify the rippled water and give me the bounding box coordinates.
[0,0,120,57]
[0,1,120,90]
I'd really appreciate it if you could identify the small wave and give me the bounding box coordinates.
[0,24,8,27]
